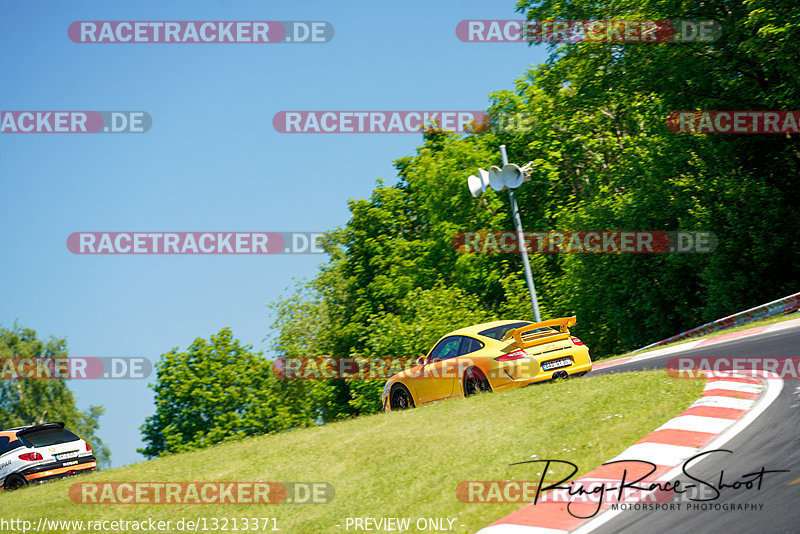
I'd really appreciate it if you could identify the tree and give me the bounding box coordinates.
[268,0,800,417]
[511,0,800,351]
[139,328,311,458]
[0,323,110,468]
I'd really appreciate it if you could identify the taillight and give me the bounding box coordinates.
[86,442,92,452]
[19,452,43,461]
[495,349,526,361]
[571,336,584,346]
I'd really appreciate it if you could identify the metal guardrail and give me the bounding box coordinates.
[634,291,800,352]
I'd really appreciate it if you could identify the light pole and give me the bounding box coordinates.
[467,145,542,322]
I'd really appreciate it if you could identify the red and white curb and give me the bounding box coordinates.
[477,371,783,534]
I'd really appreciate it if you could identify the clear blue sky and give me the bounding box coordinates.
[0,1,549,467]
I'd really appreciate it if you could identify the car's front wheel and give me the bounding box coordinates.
[464,368,492,397]
[389,384,415,410]
[4,474,28,491]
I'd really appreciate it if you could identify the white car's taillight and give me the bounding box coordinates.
[19,452,43,461]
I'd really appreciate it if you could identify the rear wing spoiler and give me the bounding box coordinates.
[503,316,577,349]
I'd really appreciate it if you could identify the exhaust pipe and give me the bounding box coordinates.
[553,370,569,380]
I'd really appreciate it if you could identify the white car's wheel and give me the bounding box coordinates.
[4,474,28,491]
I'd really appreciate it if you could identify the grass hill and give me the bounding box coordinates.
[1,371,703,533]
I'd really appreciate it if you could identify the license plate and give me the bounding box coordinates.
[56,452,78,461]
[542,358,571,371]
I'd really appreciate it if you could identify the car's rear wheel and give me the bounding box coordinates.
[390,384,415,410]
[4,474,28,491]
[464,368,492,397]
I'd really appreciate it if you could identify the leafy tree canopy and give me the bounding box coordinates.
[0,324,110,468]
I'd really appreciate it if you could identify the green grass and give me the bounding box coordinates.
[598,310,800,363]
[1,371,704,534]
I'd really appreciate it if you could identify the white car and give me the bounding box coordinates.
[0,422,97,491]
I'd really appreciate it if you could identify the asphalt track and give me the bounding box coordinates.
[586,324,800,534]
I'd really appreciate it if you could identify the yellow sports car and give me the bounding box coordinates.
[382,317,592,411]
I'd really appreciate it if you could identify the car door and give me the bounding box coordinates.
[457,335,485,359]
[414,336,462,403]
[0,435,22,483]
[453,335,486,384]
